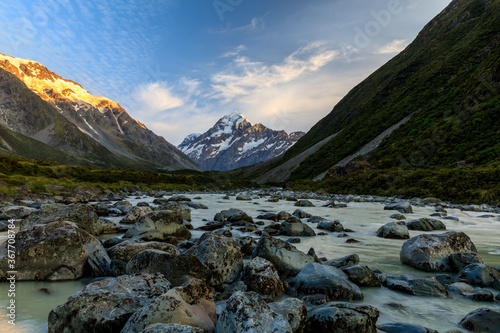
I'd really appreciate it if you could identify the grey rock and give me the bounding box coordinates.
[139,323,204,333]
[384,202,413,214]
[280,221,316,237]
[236,193,252,201]
[295,200,314,207]
[215,291,292,333]
[213,212,225,222]
[318,220,344,232]
[126,250,210,287]
[236,236,257,257]
[449,252,484,273]
[257,212,279,221]
[220,208,253,224]
[400,232,478,272]
[442,216,459,222]
[293,263,363,302]
[122,279,216,333]
[458,263,500,289]
[378,323,437,333]
[376,221,409,239]
[0,205,37,220]
[277,211,292,220]
[293,209,312,219]
[324,254,360,268]
[459,308,500,332]
[379,273,448,297]
[121,206,153,225]
[48,273,171,333]
[242,257,284,301]
[406,218,446,231]
[307,216,328,223]
[186,202,208,210]
[134,210,191,240]
[390,213,406,220]
[341,265,381,287]
[305,302,378,333]
[269,298,307,333]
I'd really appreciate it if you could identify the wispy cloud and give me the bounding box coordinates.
[134,82,184,113]
[375,39,408,54]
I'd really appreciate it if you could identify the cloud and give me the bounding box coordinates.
[375,39,408,54]
[211,41,339,101]
[134,82,184,113]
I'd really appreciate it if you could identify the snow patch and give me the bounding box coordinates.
[241,138,265,154]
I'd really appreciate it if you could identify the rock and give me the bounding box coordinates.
[236,236,257,257]
[318,220,345,233]
[379,273,448,297]
[252,234,315,277]
[269,298,307,333]
[107,241,179,276]
[134,210,191,240]
[461,289,495,302]
[196,221,226,231]
[449,252,483,272]
[293,263,363,302]
[122,279,216,333]
[213,212,225,222]
[376,221,409,239]
[0,221,110,281]
[21,203,104,235]
[100,218,127,234]
[459,308,500,332]
[242,257,284,301]
[137,202,150,207]
[286,216,302,223]
[156,202,192,222]
[324,254,360,268]
[406,218,446,231]
[0,205,37,220]
[400,232,478,272]
[48,273,171,333]
[305,302,378,333]
[236,193,252,201]
[186,202,208,210]
[458,264,500,289]
[390,213,406,220]
[307,216,328,223]
[121,206,153,224]
[280,220,316,237]
[341,265,381,287]
[126,250,210,287]
[346,238,360,243]
[216,291,292,333]
[185,233,243,286]
[442,216,459,222]
[167,195,191,202]
[384,201,413,214]
[220,208,253,224]
[215,281,247,301]
[139,323,204,333]
[257,212,279,221]
[287,237,301,244]
[295,200,315,207]
[293,209,312,219]
[277,211,292,220]
[378,323,437,333]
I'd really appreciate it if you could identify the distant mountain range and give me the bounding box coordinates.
[178,112,305,171]
[0,53,201,171]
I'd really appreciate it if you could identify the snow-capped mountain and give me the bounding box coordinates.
[178,112,305,171]
[0,52,201,171]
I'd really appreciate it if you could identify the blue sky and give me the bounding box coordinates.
[0,0,452,145]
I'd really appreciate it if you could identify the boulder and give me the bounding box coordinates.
[449,252,483,272]
[257,212,279,222]
[277,211,292,220]
[0,205,37,220]
[48,273,171,333]
[121,206,153,224]
[126,250,209,287]
[295,200,314,207]
[340,265,381,287]
[252,234,315,277]
[305,302,379,333]
[307,216,328,223]
[241,257,284,301]
[406,218,446,231]
[0,221,110,281]
[280,221,316,237]
[139,323,204,333]
[379,273,448,297]
[324,254,360,268]
[293,263,363,302]
[389,213,406,220]
[384,202,413,214]
[459,308,500,332]
[220,208,253,224]
[236,193,252,201]
[458,263,500,289]
[318,220,344,233]
[186,202,208,210]
[400,232,478,272]
[216,291,292,333]
[155,202,192,222]
[134,210,191,240]
[269,298,307,333]
[167,196,191,202]
[185,233,243,286]
[378,323,437,333]
[237,236,257,257]
[293,209,312,218]
[122,279,216,333]
[376,221,409,239]
[107,241,179,276]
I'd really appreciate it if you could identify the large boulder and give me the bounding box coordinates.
[280,221,316,237]
[236,193,252,201]
[324,254,360,268]
[0,221,110,281]
[216,291,292,333]
[241,257,284,301]
[252,234,315,277]
[156,202,192,222]
[400,232,478,272]
[21,203,103,235]
[305,302,379,333]
[48,273,171,333]
[384,202,413,214]
[406,218,446,231]
[379,273,448,297]
[458,263,500,290]
[449,252,484,272]
[293,263,363,302]
[340,265,381,287]
[121,206,153,225]
[269,298,307,333]
[126,250,210,287]
[0,205,38,220]
[317,220,344,233]
[122,279,217,333]
[220,208,253,224]
[107,241,179,276]
[134,210,191,240]
[295,200,315,207]
[376,221,409,239]
[459,308,500,332]
[185,233,243,286]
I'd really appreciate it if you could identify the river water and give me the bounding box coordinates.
[1,193,499,332]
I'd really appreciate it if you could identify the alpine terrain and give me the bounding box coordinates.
[178,112,305,171]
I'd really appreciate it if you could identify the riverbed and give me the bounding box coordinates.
[1,193,499,331]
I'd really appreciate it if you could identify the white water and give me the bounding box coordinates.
[1,194,499,331]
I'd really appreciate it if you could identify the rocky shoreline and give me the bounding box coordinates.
[0,187,499,332]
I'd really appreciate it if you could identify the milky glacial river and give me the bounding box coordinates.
[1,194,499,332]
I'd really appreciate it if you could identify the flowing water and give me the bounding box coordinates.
[1,193,499,332]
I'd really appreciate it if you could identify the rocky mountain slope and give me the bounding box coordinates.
[0,53,201,171]
[178,112,304,171]
[248,0,500,183]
